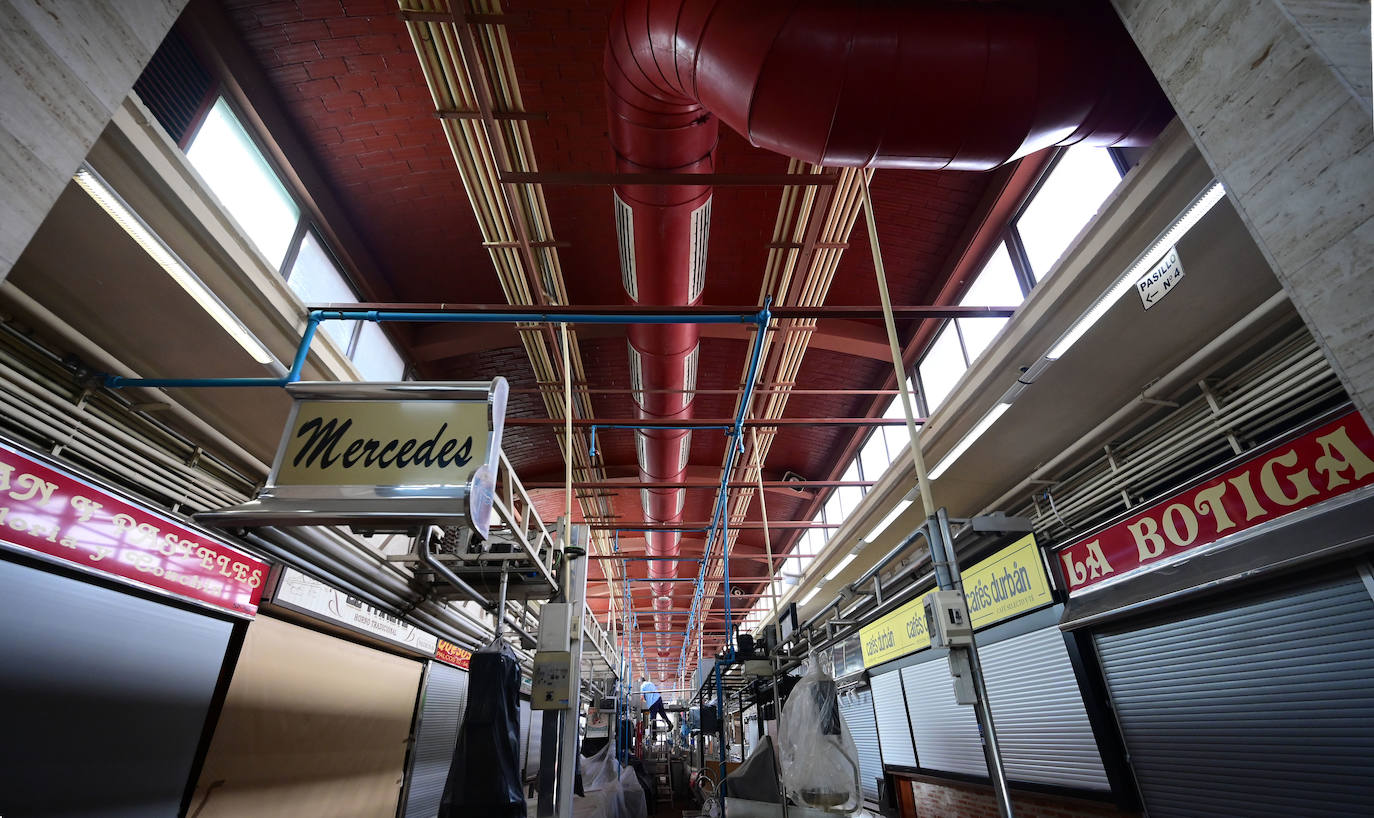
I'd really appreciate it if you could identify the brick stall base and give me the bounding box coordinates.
[902,777,1140,818]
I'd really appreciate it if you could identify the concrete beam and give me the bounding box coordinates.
[1114,0,1374,427]
[0,0,185,279]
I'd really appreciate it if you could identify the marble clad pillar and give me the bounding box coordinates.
[1113,0,1374,427]
[0,0,187,280]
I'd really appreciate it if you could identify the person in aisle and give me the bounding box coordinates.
[640,676,672,730]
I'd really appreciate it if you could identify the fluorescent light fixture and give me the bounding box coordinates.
[860,499,913,543]
[72,164,276,365]
[798,587,820,606]
[823,552,858,581]
[927,401,1012,481]
[1046,181,1225,361]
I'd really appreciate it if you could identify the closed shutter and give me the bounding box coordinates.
[0,557,234,817]
[1095,570,1374,818]
[902,657,986,777]
[839,687,883,803]
[979,627,1109,790]
[518,698,532,776]
[404,662,470,817]
[870,669,916,768]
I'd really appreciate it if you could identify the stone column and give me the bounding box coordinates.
[1113,0,1374,426]
[0,0,186,280]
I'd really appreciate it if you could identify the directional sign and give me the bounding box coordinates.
[1136,246,1185,310]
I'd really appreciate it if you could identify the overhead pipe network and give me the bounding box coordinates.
[605,0,1173,676]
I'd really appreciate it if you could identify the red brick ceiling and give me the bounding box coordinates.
[217,0,1002,649]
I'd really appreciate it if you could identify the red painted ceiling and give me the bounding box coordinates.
[217,0,1007,664]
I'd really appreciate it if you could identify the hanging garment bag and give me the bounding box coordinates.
[439,640,526,817]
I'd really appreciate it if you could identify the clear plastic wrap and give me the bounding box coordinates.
[776,662,863,814]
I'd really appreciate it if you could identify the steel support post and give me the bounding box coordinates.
[927,510,1014,818]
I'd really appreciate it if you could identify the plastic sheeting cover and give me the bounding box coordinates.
[777,663,863,814]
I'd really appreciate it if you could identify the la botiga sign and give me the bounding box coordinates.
[0,439,268,615]
[1057,409,1374,594]
[197,380,508,536]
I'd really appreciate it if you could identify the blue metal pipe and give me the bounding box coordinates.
[315,308,758,325]
[677,300,772,676]
[107,306,768,390]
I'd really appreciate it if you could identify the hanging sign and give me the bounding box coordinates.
[274,400,490,488]
[859,594,931,668]
[1136,246,1185,310]
[271,565,439,655]
[197,380,507,537]
[1057,410,1374,594]
[962,533,1054,629]
[0,440,267,615]
[435,638,472,670]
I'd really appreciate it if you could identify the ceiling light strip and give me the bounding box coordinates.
[1047,181,1226,361]
[72,164,276,366]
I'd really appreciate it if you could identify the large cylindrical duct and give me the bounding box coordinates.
[605,0,1172,653]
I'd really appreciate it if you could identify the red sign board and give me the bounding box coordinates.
[1057,410,1374,594]
[435,638,472,669]
[0,441,268,615]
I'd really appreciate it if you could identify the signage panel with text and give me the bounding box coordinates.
[1057,410,1374,594]
[0,440,267,615]
[962,533,1054,629]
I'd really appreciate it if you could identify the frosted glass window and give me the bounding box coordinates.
[837,462,863,516]
[352,322,406,381]
[187,98,300,268]
[1015,147,1123,280]
[858,430,890,485]
[882,396,914,462]
[823,494,845,531]
[957,243,1021,360]
[917,322,967,413]
[287,231,357,352]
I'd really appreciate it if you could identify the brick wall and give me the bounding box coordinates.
[905,778,1138,818]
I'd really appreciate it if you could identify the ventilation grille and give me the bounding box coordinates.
[635,431,649,474]
[615,192,637,300]
[678,433,692,473]
[688,197,711,302]
[133,28,215,147]
[628,341,644,406]
[683,344,699,394]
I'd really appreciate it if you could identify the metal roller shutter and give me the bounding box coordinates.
[518,698,532,776]
[839,687,883,803]
[1095,571,1374,818]
[0,558,234,817]
[979,627,1110,790]
[870,669,916,768]
[404,662,470,817]
[902,657,986,777]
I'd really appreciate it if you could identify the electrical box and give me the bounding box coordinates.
[531,650,573,710]
[923,589,973,648]
[946,648,979,705]
[537,602,572,652]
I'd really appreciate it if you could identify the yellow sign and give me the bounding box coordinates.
[859,594,931,668]
[962,533,1053,630]
[858,534,1052,669]
[275,400,490,487]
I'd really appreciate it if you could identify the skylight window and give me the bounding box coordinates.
[917,321,967,413]
[1014,146,1124,280]
[957,242,1022,360]
[187,98,300,268]
[286,230,358,352]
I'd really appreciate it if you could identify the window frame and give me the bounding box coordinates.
[183,93,410,377]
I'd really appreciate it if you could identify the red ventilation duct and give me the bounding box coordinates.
[605,0,1172,655]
